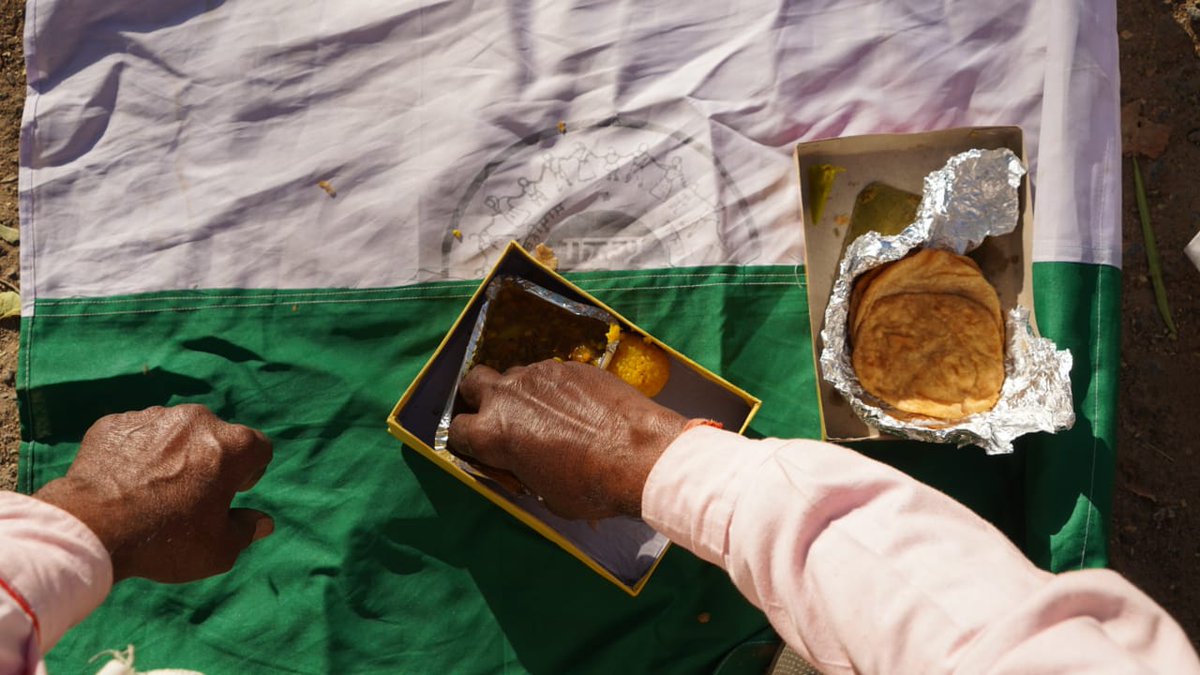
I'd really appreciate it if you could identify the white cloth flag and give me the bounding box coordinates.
[22,0,1119,303]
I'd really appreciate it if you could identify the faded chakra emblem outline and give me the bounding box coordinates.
[443,116,761,278]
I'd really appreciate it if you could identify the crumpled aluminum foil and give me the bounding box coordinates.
[819,148,1074,455]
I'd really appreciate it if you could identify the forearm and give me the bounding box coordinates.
[0,491,113,672]
[643,428,1200,674]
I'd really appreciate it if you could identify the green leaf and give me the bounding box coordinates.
[1132,157,1177,340]
[0,291,18,319]
[0,224,17,244]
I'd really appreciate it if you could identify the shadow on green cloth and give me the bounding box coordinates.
[22,369,212,444]
[399,448,771,675]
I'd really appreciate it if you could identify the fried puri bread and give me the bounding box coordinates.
[848,265,884,335]
[850,248,1002,341]
[853,292,1005,420]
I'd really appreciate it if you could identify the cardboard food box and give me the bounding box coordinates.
[795,126,1037,443]
[388,241,761,595]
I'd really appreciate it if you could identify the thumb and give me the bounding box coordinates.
[447,412,485,462]
[228,508,275,551]
[448,412,508,469]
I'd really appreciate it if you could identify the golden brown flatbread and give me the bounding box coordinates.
[847,248,1006,420]
[852,292,1005,420]
[848,265,884,338]
[850,248,1002,342]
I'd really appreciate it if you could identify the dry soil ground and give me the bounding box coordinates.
[0,0,1196,654]
[1111,0,1200,652]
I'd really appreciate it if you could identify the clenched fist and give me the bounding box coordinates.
[34,405,274,583]
[448,360,687,520]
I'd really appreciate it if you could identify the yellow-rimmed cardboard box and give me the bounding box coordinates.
[795,126,1038,443]
[388,241,761,596]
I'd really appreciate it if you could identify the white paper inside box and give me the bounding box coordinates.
[795,127,1037,443]
[389,241,760,593]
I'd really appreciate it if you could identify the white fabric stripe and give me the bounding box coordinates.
[20,0,1120,309]
[1032,1,1122,267]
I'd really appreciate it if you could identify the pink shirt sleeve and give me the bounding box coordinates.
[0,491,113,675]
[642,427,1200,674]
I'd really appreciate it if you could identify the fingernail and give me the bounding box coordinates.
[253,517,275,541]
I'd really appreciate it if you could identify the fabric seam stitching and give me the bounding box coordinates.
[1078,267,1103,568]
[38,272,804,307]
[22,0,41,496]
[36,281,804,318]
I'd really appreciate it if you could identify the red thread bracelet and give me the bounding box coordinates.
[683,418,724,432]
[0,575,40,644]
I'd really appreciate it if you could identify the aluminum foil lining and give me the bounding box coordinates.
[433,275,619,457]
[819,148,1075,455]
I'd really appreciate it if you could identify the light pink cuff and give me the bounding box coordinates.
[0,491,113,650]
[642,426,772,567]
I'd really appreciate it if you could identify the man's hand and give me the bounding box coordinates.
[33,405,274,583]
[448,360,687,520]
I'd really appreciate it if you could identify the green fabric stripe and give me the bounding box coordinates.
[1024,263,1121,571]
[15,262,1119,673]
[21,267,797,674]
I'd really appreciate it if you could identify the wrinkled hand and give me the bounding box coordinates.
[448,360,687,520]
[34,405,274,583]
